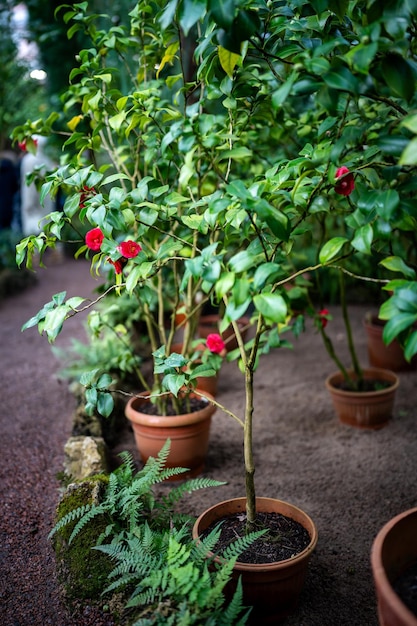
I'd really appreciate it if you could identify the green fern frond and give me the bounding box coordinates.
[221,528,268,561]
[192,526,223,563]
[68,503,108,543]
[48,503,92,539]
[217,578,251,626]
[161,478,227,510]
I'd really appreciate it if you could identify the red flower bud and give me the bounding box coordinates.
[85,227,104,251]
[79,185,96,209]
[117,240,142,258]
[335,166,355,196]
[206,333,226,354]
[318,308,330,328]
[107,257,125,275]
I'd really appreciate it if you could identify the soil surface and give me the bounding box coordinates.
[1,256,416,625]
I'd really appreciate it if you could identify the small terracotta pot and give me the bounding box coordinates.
[325,367,399,430]
[371,507,417,626]
[192,497,318,624]
[364,315,417,372]
[125,390,216,479]
[197,315,250,351]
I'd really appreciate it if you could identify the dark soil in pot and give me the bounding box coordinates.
[199,511,311,564]
[394,562,417,618]
[135,395,208,416]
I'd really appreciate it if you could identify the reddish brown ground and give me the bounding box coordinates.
[1,256,416,625]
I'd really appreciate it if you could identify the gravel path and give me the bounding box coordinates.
[1,256,416,625]
[0,258,114,626]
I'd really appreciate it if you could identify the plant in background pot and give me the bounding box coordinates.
[13,0,417,623]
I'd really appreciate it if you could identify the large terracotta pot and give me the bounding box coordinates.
[371,507,417,626]
[192,497,318,624]
[125,390,216,479]
[197,314,250,351]
[364,314,417,372]
[325,367,399,430]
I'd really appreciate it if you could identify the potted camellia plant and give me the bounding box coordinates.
[13,0,417,623]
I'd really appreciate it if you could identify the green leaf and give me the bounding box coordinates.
[331,0,349,20]
[209,0,235,29]
[253,293,287,323]
[215,272,235,299]
[163,373,186,396]
[400,138,417,165]
[404,331,417,361]
[379,257,416,279]
[319,237,348,263]
[272,71,299,108]
[228,250,256,273]
[179,0,206,35]
[351,224,373,255]
[381,54,414,101]
[253,263,281,290]
[97,392,114,418]
[324,66,358,93]
[383,313,417,344]
[375,190,400,221]
[218,46,241,77]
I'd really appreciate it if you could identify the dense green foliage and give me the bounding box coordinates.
[13,0,417,525]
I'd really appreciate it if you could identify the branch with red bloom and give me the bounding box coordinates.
[206,333,226,355]
[85,227,104,251]
[334,166,355,196]
[117,240,142,258]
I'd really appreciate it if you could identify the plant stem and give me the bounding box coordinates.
[339,272,363,382]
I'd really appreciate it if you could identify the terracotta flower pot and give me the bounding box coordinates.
[364,314,417,372]
[325,367,399,430]
[197,314,250,351]
[192,497,318,624]
[371,507,417,626]
[125,390,216,479]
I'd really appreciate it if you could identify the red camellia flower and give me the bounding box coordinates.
[318,309,330,328]
[334,166,355,196]
[206,333,226,354]
[85,227,104,251]
[117,240,142,258]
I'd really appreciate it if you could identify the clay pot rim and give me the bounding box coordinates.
[325,367,399,398]
[192,496,318,572]
[371,507,417,626]
[125,389,216,427]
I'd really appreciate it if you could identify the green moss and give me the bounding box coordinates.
[52,476,113,603]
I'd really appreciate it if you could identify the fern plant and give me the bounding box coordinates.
[96,521,265,625]
[49,439,225,544]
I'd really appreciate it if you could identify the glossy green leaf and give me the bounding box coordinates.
[351,224,373,255]
[179,0,206,35]
[381,54,414,101]
[383,313,417,344]
[399,138,417,165]
[253,293,287,323]
[253,263,281,290]
[375,190,400,221]
[404,331,417,361]
[209,0,235,29]
[319,237,348,263]
[379,257,416,279]
[97,392,114,418]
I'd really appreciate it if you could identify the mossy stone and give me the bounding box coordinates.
[52,476,113,603]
